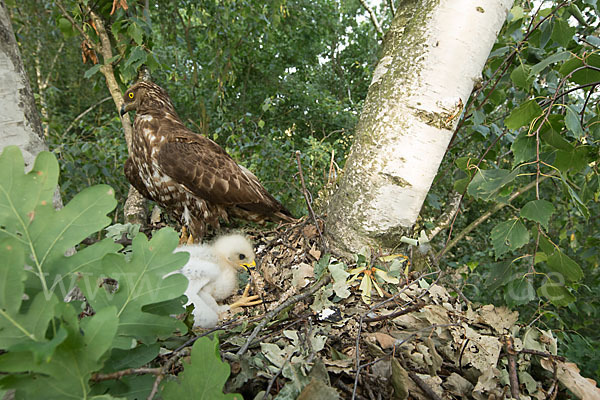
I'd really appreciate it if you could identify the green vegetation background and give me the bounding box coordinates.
[6,0,600,382]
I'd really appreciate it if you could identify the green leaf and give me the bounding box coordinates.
[0,292,59,350]
[90,375,154,399]
[510,64,533,89]
[504,100,543,130]
[559,173,590,219]
[554,146,590,173]
[531,51,571,75]
[564,105,584,138]
[509,5,524,21]
[79,228,188,347]
[127,22,144,45]
[0,306,118,399]
[453,176,470,193]
[520,200,555,229]
[505,278,535,306]
[28,185,118,296]
[161,337,241,399]
[84,64,103,79]
[328,262,350,299]
[537,279,575,306]
[559,54,600,85]
[103,344,160,373]
[313,253,331,280]
[511,133,536,165]
[545,249,584,282]
[0,147,58,240]
[57,17,74,37]
[124,46,147,70]
[0,238,26,315]
[490,219,530,259]
[467,168,519,201]
[551,18,576,48]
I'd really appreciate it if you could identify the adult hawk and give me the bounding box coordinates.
[120,81,293,239]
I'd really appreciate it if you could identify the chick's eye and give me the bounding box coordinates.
[128,92,134,99]
[238,254,246,260]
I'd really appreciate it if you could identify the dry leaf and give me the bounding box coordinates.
[540,359,600,400]
[309,244,321,260]
[369,332,397,349]
[302,224,318,239]
[291,263,314,289]
[110,0,129,15]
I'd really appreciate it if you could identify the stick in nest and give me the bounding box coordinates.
[236,275,331,356]
[295,150,327,253]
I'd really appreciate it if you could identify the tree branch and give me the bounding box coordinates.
[236,275,331,356]
[436,173,554,260]
[91,367,160,382]
[62,96,112,137]
[387,0,396,17]
[358,0,383,38]
[427,191,462,241]
[147,347,191,400]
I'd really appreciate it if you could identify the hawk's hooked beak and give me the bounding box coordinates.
[119,104,127,117]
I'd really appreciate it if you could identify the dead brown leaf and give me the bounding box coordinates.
[540,359,600,400]
[110,0,129,15]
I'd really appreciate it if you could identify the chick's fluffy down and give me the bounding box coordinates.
[171,234,255,328]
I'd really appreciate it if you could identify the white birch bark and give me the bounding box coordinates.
[326,0,514,255]
[0,0,47,168]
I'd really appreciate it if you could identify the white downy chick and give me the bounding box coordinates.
[174,234,256,328]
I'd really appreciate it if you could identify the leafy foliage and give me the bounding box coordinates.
[162,337,241,400]
[6,0,600,384]
[0,147,239,398]
[424,1,600,378]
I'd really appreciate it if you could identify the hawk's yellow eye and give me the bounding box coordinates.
[128,92,134,99]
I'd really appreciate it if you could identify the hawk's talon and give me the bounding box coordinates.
[178,226,189,246]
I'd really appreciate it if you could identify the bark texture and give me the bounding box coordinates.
[0,0,46,168]
[326,0,514,255]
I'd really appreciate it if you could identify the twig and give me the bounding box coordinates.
[362,301,425,323]
[519,348,566,361]
[580,83,598,126]
[352,271,442,400]
[447,283,471,305]
[406,369,442,400]
[436,173,555,260]
[336,380,369,400]
[147,347,191,400]
[236,275,331,356]
[262,351,294,400]
[427,191,462,241]
[91,367,160,382]
[358,0,384,37]
[295,151,326,252]
[387,0,396,16]
[502,335,521,399]
[62,97,112,138]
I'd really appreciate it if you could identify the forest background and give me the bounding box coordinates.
[5,0,600,385]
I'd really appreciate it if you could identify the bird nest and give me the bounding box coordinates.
[167,218,598,400]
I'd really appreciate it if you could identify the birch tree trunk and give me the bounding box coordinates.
[0,0,46,167]
[326,0,514,255]
[0,0,63,212]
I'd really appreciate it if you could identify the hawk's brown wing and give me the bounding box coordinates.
[124,157,154,201]
[157,134,291,217]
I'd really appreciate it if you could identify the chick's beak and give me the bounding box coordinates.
[240,260,256,272]
[119,104,127,117]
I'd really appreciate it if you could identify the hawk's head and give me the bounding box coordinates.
[120,81,176,116]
